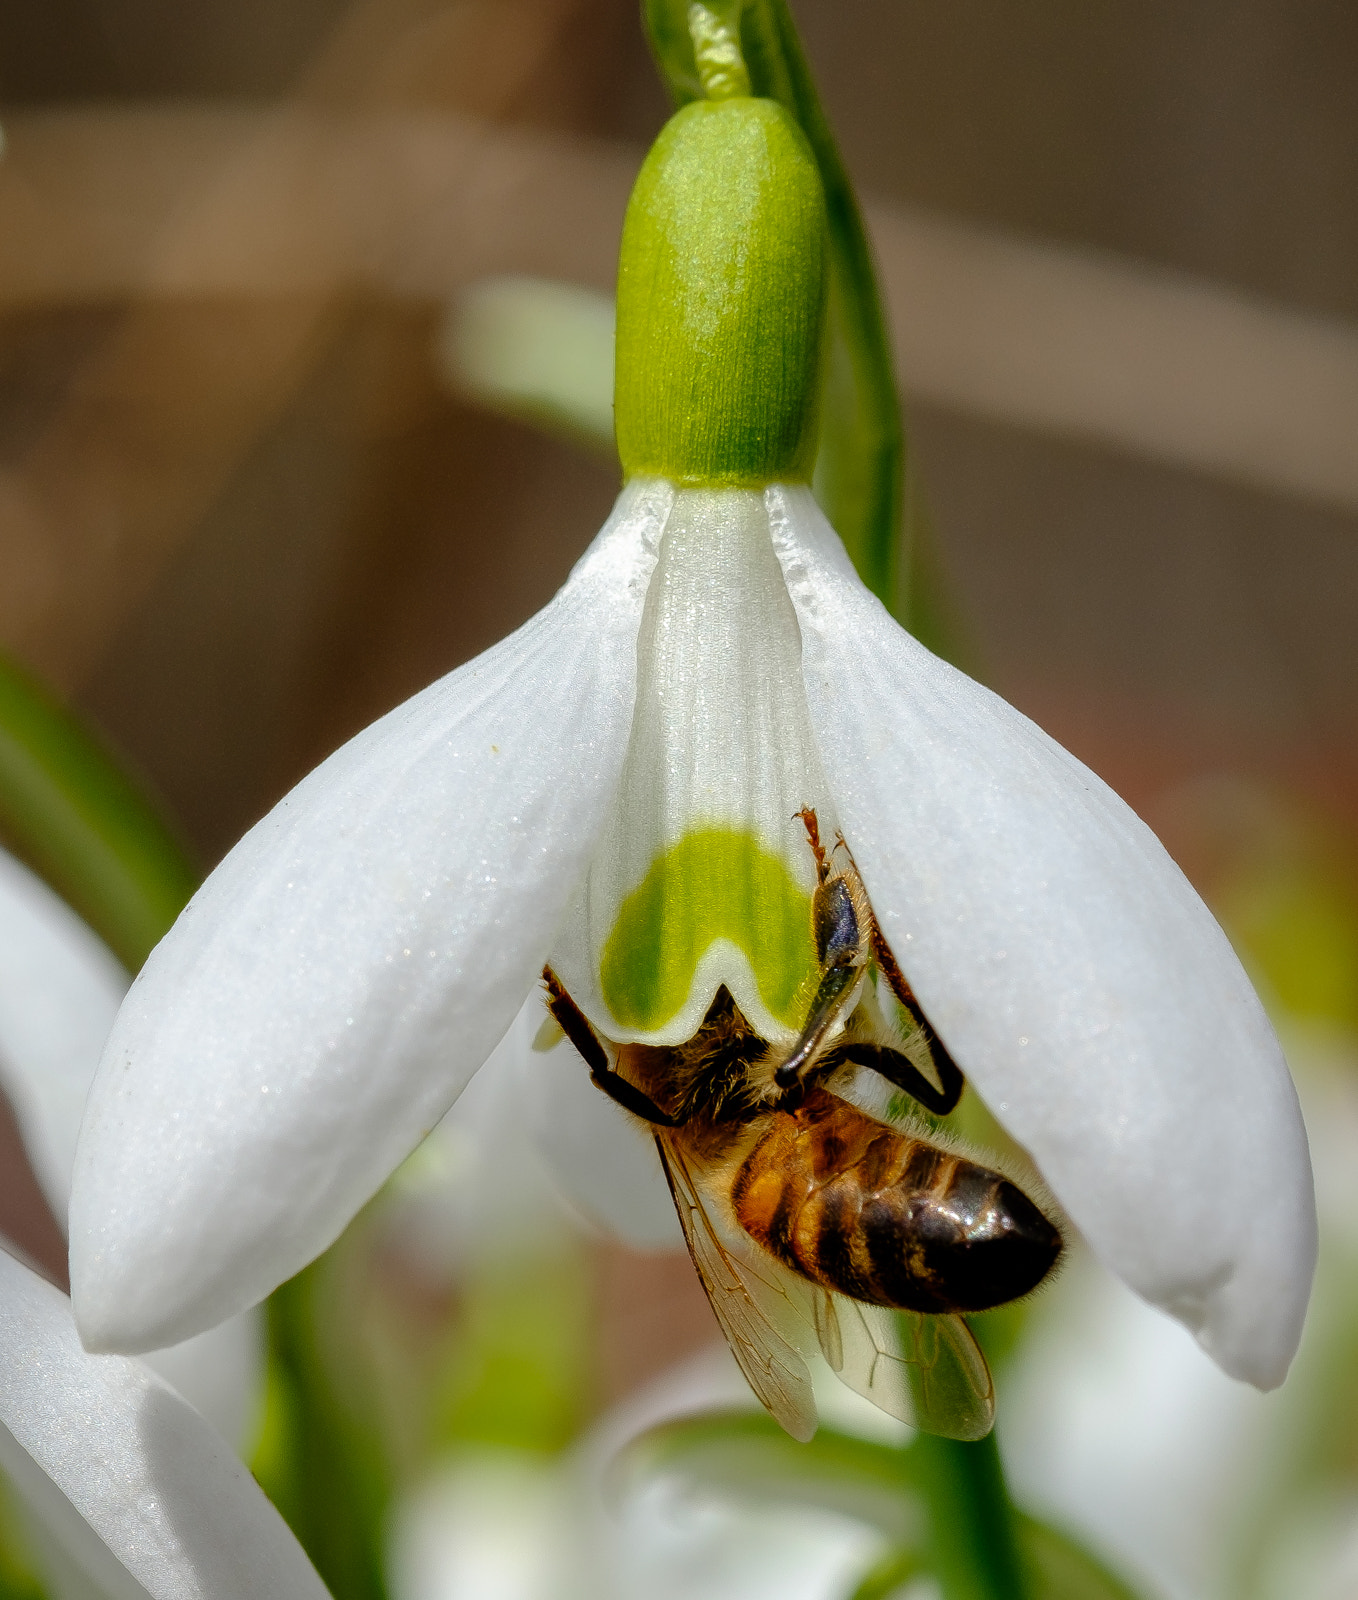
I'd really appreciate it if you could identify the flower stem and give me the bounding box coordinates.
[686,2,751,99]
[908,1429,1031,1600]
[642,0,904,612]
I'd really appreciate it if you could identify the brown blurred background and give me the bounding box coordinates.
[1,0,1355,1390]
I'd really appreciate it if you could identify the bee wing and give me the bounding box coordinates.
[655,1134,819,1443]
[814,1292,995,1442]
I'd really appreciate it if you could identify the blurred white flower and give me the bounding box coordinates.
[0,846,261,1449]
[437,277,617,455]
[0,1244,325,1600]
[1004,1023,1358,1600]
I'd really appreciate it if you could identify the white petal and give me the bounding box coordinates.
[769,485,1316,1388]
[0,1248,326,1600]
[0,848,127,1218]
[141,1316,264,1457]
[553,487,836,1047]
[516,1017,683,1253]
[71,478,670,1354]
[379,997,578,1280]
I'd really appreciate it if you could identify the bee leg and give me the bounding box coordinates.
[840,1041,964,1117]
[541,967,683,1129]
[773,962,859,1091]
[794,807,831,882]
[868,924,965,1100]
[775,865,866,1095]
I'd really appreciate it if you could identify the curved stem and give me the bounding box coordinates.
[687,2,751,98]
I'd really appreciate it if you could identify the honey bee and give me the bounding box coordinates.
[543,811,1063,1441]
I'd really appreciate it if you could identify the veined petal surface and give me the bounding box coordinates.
[71,479,669,1354]
[769,485,1315,1388]
[552,487,836,1047]
[0,1248,327,1600]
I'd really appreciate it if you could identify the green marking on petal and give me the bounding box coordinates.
[600,827,815,1034]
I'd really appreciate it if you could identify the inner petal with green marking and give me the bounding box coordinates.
[600,828,816,1034]
[549,484,840,1048]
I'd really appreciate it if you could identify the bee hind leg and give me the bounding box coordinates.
[840,1041,964,1117]
[540,966,683,1128]
[868,926,966,1111]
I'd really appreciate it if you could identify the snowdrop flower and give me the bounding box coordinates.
[70,92,1313,1396]
[0,1244,325,1600]
[0,847,262,1449]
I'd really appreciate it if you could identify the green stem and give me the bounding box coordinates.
[909,1428,1030,1600]
[643,0,905,614]
[253,1256,392,1600]
[740,0,904,610]
[0,653,197,970]
[687,2,751,98]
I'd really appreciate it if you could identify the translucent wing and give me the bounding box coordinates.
[655,1133,819,1442]
[814,1289,995,1441]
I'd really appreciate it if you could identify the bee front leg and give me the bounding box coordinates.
[540,967,683,1128]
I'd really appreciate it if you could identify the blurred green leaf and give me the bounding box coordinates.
[846,1547,926,1600]
[0,1479,48,1600]
[622,1407,1151,1599]
[0,653,197,971]
[1222,862,1358,1030]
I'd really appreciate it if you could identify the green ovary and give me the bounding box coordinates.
[600,828,816,1034]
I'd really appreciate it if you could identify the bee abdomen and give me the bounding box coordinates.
[732,1100,1062,1316]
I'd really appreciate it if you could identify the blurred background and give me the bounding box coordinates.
[1,4,1356,1599]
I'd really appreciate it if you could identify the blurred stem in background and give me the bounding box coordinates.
[254,1240,393,1600]
[914,1428,1031,1600]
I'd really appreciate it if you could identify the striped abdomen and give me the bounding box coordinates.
[731,1091,1061,1315]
